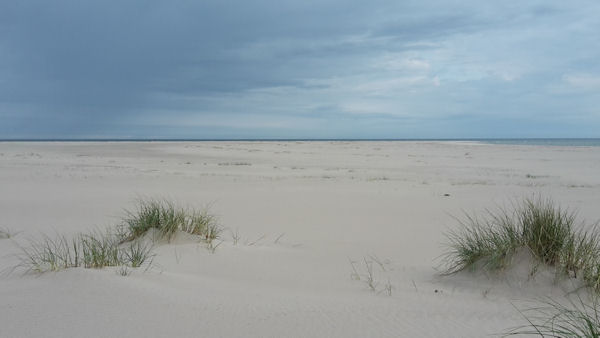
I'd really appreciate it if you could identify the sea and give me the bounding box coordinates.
[1,138,600,147]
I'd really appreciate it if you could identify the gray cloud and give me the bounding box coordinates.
[1,0,599,138]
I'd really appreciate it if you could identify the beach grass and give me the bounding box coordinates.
[121,199,185,242]
[442,197,600,292]
[19,234,77,272]
[520,199,576,266]
[120,199,221,243]
[443,207,522,273]
[18,230,155,273]
[181,209,220,241]
[79,230,122,268]
[18,198,220,273]
[506,295,600,337]
[121,240,155,268]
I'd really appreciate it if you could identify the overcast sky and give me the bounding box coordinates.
[1,1,599,139]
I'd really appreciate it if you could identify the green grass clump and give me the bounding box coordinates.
[520,199,576,266]
[121,200,186,242]
[79,231,121,268]
[120,199,221,242]
[444,210,522,273]
[506,296,600,337]
[443,197,600,292]
[19,230,155,273]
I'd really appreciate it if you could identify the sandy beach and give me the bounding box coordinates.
[1,141,600,337]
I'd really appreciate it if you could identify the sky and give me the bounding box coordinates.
[1,1,599,139]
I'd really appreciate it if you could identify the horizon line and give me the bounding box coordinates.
[2,137,600,142]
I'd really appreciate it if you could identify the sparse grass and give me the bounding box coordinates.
[18,230,155,273]
[363,258,377,291]
[17,198,221,274]
[121,241,155,268]
[349,256,393,296]
[349,258,361,280]
[246,234,266,246]
[230,229,241,245]
[204,221,223,243]
[379,279,393,296]
[117,265,131,276]
[182,210,215,236]
[442,197,600,293]
[19,234,78,272]
[274,233,285,244]
[206,240,223,254]
[506,295,600,337]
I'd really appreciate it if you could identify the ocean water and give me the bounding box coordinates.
[476,138,600,147]
[1,138,600,146]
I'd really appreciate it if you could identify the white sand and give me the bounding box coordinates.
[1,141,599,337]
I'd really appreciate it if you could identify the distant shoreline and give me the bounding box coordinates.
[1,138,600,146]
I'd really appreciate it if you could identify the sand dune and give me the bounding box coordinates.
[1,141,600,337]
